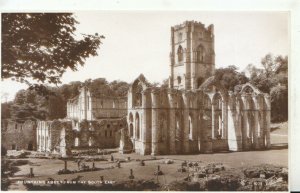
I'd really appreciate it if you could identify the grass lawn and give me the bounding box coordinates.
[7,121,288,190]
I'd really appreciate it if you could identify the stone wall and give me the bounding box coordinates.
[1,120,37,151]
[67,86,127,121]
[36,118,126,156]
[125,75,271,156]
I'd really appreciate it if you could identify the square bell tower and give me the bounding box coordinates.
[169,21,215,90]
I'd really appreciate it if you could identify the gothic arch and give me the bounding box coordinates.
[135,113,140,140]
[188,113,194,140]
[129,123,134,137]
[130,74,150,108]
[196,44,205,62]
[240,83,263,95]
[177,45,184,62]
[159,113,167,142]
[200,93,213,153]
[212,92,223,139]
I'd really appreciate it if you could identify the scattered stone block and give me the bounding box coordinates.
[140,160,145,166]
[164,159,174,164]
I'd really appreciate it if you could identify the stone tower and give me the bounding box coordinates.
[169,21,215,90]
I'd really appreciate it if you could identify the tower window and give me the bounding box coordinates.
[177,45,183,62]
[196,45,205,62]
[177,76,182,84]
[178,32,183,41]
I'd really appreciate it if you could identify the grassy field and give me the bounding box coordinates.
[6,121,288,190]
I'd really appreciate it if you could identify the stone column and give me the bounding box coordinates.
[241,94,250,150]
[211,100,216,139]
[182,92,190,154]
[264,94,271,149]
[222,94,228,139]
[141,88,151,155]
[151,88,160,156]
[168,89,177,154]
[252,95,260,149]
[227,92,242,151]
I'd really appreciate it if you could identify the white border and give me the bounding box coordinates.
[0,0,299,192]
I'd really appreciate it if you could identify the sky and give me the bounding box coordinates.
[1,11,289,102]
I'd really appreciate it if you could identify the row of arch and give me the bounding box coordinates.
[177,45,205,63]
[127,79,271,155]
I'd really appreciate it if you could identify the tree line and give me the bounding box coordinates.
[2,53,287,123]
[1,79,130,122]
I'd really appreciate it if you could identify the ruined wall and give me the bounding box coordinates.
[1,120,37,151]
[127,75,271,156]
[36,118,126,156]
[67,86,127,121]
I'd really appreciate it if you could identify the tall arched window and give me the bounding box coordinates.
[189,115,193,140]
[177,45,183,62]
[196,45,205,62]
[74,137,79,147]
[177,76,182,84]
[135,113,140,139]
[129,123,133,137]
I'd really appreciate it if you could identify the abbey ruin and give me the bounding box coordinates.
[124,21,271,155]
[2,21,271,157]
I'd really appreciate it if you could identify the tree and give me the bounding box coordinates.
[1,13,104,85]
[270,85,288,122]
[245,53,288,122]
[214,65,249,91]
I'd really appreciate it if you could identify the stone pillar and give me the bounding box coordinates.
[182,92,190,154]
[241,94,250,150]
[141,88,151,155]
[222,94,228,139]
[168,90,177,154]
[151,88,160,156]
[264,94,271,149]
[211,100,216,139]
[252,95,260,149]
[227,92,242,151]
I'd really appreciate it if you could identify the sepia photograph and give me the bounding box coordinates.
[1,9,290,191]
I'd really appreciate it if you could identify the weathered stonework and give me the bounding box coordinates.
[36,118,126,156]
[123,21,271,155]
[126,76,271,155]
[1,120,37,151]
[67,86,127,121]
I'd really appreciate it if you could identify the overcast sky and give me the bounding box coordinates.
[1,11,289,101]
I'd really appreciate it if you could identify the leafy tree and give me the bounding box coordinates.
[270,85,288,122]
[1,102,12,119]
[214,65,249,91]
[245,53,288,122]
[1,13,104,85]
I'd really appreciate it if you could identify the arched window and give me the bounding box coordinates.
[178,32,183,41]
[197,77,204,88]
[189,115,193,140]
[74,137,79,147]
[87,97,89,110]
[177,45,183,62]
[88,137,93,146]
[134,82,143,107]
[177,76,182,84]
[130,123,133,137]
[135,113,140,139]
[196,45,205,62]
